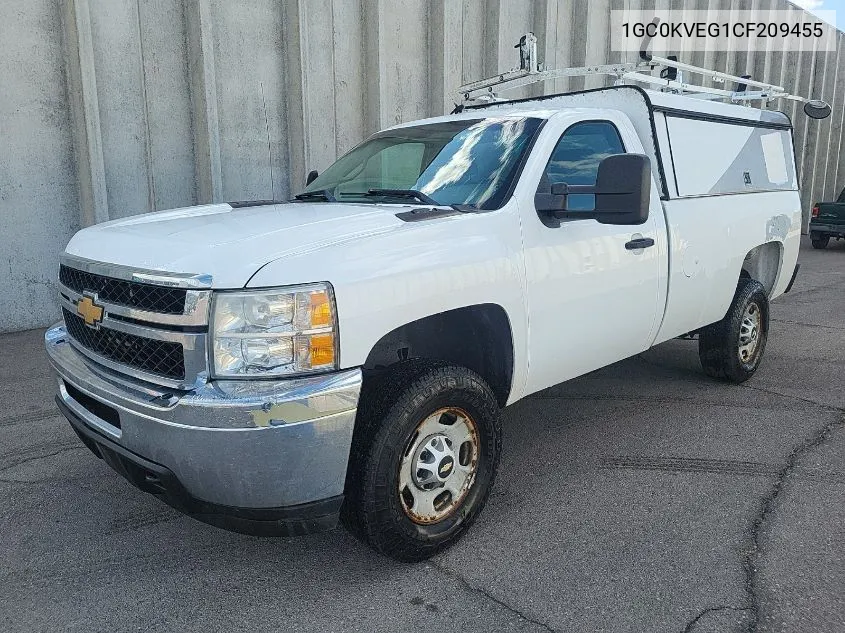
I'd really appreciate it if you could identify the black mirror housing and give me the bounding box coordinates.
[593,153,651,225]
[535,153,651,226]
[306,169,319,186]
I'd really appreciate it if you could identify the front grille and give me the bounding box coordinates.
[60,265,187,315]
[62,308,185,380]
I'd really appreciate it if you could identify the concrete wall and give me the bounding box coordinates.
[0,0,842,333]
[0,0,80,332]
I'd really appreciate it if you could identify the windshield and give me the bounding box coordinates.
[300,117,543,210]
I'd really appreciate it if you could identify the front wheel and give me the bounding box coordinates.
[698,278,770,383]
[342,362,502,562]
[811,234,830,249]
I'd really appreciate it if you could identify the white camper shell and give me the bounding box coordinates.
[466,85,797,201]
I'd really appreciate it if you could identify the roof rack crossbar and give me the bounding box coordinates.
[456,32,830,120]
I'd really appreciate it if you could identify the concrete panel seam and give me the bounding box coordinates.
[135,0,157,212]
[60,0,109,227]
[185,0,223,204]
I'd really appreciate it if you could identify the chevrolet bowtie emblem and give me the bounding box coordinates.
[77,293,104,328]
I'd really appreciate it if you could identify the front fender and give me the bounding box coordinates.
[246,204,530,403]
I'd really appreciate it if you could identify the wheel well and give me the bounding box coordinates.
[363,304,514,407]
[741,242,782,295]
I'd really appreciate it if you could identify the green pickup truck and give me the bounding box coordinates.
[811,188,845,249]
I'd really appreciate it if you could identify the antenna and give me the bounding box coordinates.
[456,30,831,119]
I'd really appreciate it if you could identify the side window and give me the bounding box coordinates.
[837,187,845,203]
[538,121,625,211]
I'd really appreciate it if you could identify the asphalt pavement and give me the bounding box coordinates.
[1,237,843,633]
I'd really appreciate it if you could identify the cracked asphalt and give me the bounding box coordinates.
[1,237,843,633]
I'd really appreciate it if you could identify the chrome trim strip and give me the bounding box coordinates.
[213,327,333,339]
[61,253,213,289]
[59,283,210,327]
[59,293,205,346]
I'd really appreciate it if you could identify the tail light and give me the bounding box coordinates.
[812,205,820,218]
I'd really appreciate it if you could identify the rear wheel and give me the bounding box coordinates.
[811,234,830,249]
[699,278,769,383]
[342,361,502,562]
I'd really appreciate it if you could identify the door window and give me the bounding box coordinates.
[538,121,625,211]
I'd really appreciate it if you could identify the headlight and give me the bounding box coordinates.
[211,284,337,378]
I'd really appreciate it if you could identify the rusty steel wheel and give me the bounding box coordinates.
[699,278,769,384]
[342,361,502,562]
[398,407,480,524]
[737,302,763,364]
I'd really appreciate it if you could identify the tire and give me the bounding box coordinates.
[811,234,830,249]
[342,361,502,562]
[698,278,769,384]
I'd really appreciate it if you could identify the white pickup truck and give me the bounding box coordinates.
[47,84,804,561]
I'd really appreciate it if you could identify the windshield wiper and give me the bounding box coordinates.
[339,189,442,206]
[367,189,442,205]
[293,189,335,202]
[450,204,480,212]
[337,189,480,212]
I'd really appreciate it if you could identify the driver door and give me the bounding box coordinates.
[521,115,663,396]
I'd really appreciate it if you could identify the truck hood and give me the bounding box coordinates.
[64,202,406,287]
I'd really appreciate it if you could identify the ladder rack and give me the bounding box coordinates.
[456,32,831,119]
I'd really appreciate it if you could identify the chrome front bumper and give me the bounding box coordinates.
[45,324,361,533]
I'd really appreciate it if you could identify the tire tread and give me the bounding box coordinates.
[342,360,501,561]
[699,278,769,384]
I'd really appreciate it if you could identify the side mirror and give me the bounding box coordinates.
[593,154,651,225]
[535,153,651,226]
[306,169,319,186]
[803,100,831,120]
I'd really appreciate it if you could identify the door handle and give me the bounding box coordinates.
[625,237,655,250]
